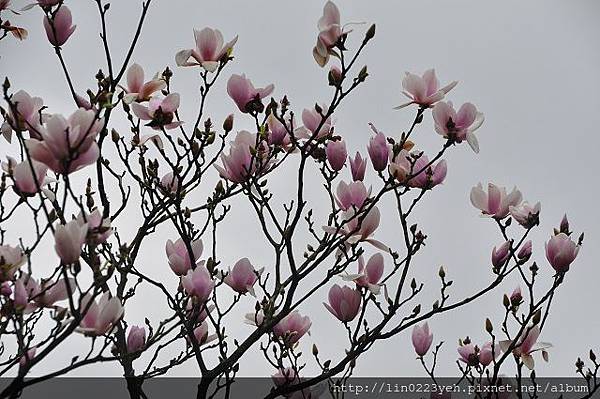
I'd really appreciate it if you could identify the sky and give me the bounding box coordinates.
[1,0,600,379]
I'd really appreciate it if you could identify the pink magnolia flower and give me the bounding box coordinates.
[126,326,146,353]
[272,367,299,387]
[273,310,312,346]
[324,206,387,250]
[394,69,457,109]
[407,155,447,189]
[166,237,203,276]
[312,1,342,67]
[215,130,267,183]
[367,129,389,172]
[545,233,579,273]
[388,149,411,183]
[176,27,238,72]
[160,172,180,194]
[518,240,532,260]
[336,180,368,211]
[18,274,74,311]
[470,183,522,219]
[13,279,29,309]
[54,219,88,264]
[510,286,522,305]
[349,152,366,181]
[323,284,361,322]
[345,253,384,294]
[491,240,511,268]
[77,209,112,244]
[131,93,183,130]
[412,322,434,356]
[510,202,541,228]
[457,343,478,366]
[192,320,217,345]
[266,114,293,149]
[297,106,333,139]
[122,63,166,103]
[499,325,552,370]
[77,292,124,336]
[181,266,215,302]
[1,158,49,196]
[0,245,26,282]
[3,90,46,142]
[432,101,485,153]
[326,139,347,171]
[227,74,274,113]
[43,5,76,46]
[27,109,104,174]
[223,258,261,295]
[479,342,500,367]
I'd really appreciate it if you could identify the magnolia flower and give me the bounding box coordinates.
[479,342,500,367]
[77,292,124,336]
[367,129,389,172]
[215,130,266,183]
[394,69,457,109]
[131,93,183,130]
[166,237,203,276]
[432,101,485,153]
[412,323,434,356]
[0,245,26,282]
[344,253,384,294]
[77,209,112,244]
[297,106,333,139]
[122,63,166,103]
[499,326,552,370]
[223,258,261,295]
[43,5,76,46]
[510,286,523,305]
[510,202,541,228]
[323,284,361,322]
[13,279,28,309]
[54,219,88,264]
[336,180,368,211]
[227,74,274,113]
[491,241,511,268]
[176,27,238,72]
[126,326,146,353]
[324,206,387,250]
[192,320,217,345]
[3,90,46,142]
[19,274,75,311]
[186,302,214,324]
[407,155,447,189]
[27,109,104,174]
[1,158,49,196]
[388,149,411,183]
[181,266,215,302]
[160,172,180,194]
[545,233,579,273]
[266,114,293,149]
[272,367,299,387]
[518,240,533,260]
[470,183,522,219]
[457,343,478,366]
[349,152,366,181]
[273,310,311,346]
[326,139,347,171]
[313,1,343,67]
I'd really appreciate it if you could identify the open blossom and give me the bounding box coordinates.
[479,342,500,366]
[326,139,347,171]
[499,326,551,370]
[0,245,26,282]
[266,114,293,149]
[160,172,180,194]
[394,69,457,109]
[412,323,434,356]
[77,209,112,244]
[3,90,46,142]
[43,5,76,46]
[27,109,104,174]
[227,74,274,113]
[127,326,146,353]
[312,1,343,67]
[54,219,88,264]
[367,129,389,172]
[324,206,387,250]
[510,202,541,228]
[336,180,368,211]
[457,343,478,366]
[545,233,579,273]
[176,27,237,72]
[433,101,485,153]
[470,183,522,219]
[1,157,49,196]
[215,130,267,183]
[131,93,182,130]
[349,152,366,181]
[345,253,384,294]
[323,284,361,322]
[181,266,215,302]
[298,106,332,139]
[223,258,261,295]
[491,241,511,268]
[122,63,166,103]
[407,155,447,189]
[273,310,312,346]
[18,274,74,311]
[389,149,411,183]
[77,292,124,336]
[166,238,203,276]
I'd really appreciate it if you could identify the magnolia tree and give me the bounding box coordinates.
[0,1,597,399]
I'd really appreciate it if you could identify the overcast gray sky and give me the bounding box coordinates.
[1,0,599,378]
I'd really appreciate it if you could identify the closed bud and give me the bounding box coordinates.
[485,318,493,333]
[438,266,446,279]
[590,350,596,362]
[312,344,319,356]
[532,309,541,325]
[111,129,120,143]
[364,24,376,42]
[223,114,234,133]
